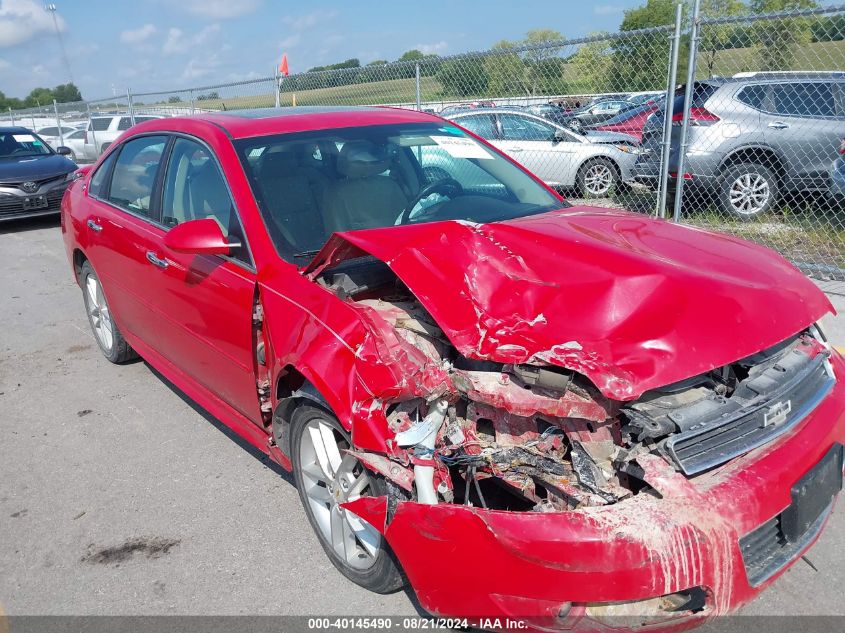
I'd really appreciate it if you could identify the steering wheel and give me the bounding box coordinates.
[396,177,463,225]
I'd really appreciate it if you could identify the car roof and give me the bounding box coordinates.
[135,106,443,140]
[0,126,35,134]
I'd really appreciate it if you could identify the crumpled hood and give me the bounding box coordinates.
[304,208,832,401]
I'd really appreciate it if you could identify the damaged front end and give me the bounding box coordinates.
[338,279,835,516]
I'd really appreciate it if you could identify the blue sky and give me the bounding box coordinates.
[0,0,652,99]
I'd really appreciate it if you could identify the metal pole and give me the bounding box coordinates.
[8,107,13,125]
[53,99,63,147]
[127,88,136,126]
[274,69,281,108]
[189,90,195,114]
[415,63,422,111]
[672,0,701,223]
[657,3,684,218]
[31,114,36,131]
[86,101,97,157]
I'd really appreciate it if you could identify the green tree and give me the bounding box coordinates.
[569,34,614,94]
[398,49,426,62]
[24,87,53,107]
[699,0,747,77]
[436,57,488,97]
[750,0,819,70]
[484,40,530,97]
[611,0,680,91]
[52,82,82,103]
[168,95,182,103]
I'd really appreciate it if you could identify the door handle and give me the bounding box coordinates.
[768,121,789,130]
[87,219,102,232]
[145,251,169,269]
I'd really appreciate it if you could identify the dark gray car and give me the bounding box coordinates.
[0,127,77,221]
[633,72,845,218]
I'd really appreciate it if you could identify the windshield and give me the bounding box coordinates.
[0,132,52,158]
[235,122,564,263]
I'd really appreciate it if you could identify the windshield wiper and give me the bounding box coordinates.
[292,249,321,260]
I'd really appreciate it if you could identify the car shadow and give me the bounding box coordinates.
[142,360,294,486]
[0,215,61,235]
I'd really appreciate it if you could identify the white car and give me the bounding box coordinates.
[35,125,80,151]
[59,128,93,162]
[83,114,164,157]
[447,109,641,197]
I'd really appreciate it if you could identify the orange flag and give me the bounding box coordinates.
[279,53,290,77]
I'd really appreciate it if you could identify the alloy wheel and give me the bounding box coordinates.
[583,163,614,195]
[728,172,770,216]
[299,418,381,570]
[85,274,114,352]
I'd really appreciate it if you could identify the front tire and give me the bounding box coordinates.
[718,162,778,220]
[291,404,405,594]
[80,260,137,364]
[577,158,618,197]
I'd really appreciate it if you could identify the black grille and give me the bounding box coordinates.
[665,355,834,475]
[740,500,832,586]
[0,183,68,218]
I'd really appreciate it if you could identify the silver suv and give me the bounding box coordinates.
[633,72,845,218]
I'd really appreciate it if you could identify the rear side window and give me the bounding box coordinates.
[773,82,835,117]
[38,127,59,136]
[90,118,112,131]
[669,82,720,115]
[457,114,497,139]
[88,151,118,199]
[737,85,767,110]
[106,135,167,218]
[499,113,555,141]
[117,117,134,131]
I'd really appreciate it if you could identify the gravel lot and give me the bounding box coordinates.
[1,216,844,618]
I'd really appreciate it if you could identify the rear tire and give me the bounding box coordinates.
[718,162,778,221]
[291,404,405,594]
[80,261,138,364]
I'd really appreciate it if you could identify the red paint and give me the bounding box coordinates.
[591,105,657,141]
[164,218,234,255]
[61,108,844,629]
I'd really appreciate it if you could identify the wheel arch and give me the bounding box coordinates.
[718,145,787,185]
[72,247,88,285]
[272,365,334,457]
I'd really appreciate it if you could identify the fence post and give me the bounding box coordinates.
[657,3,684,218]
[189,90,195,114]
[31,114,36,131]
[127,88,136,126]
[415,63,422,111]
[53,99,64,148]
[275,70,281,108]
[672,0,702,223]
[8,107,13,125]
[86,101,97,157]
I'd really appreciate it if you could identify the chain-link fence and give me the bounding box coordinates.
[7,4,844,278]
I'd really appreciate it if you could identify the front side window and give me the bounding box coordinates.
[498,114,555,142]
[235,122,563,262]
[90,118,112,132]
[88,151,118,199]
[161,137,250,264]
[38,127,59,136]
[0,131,52,158]
[106,135,166,217]
[773,82,835,117]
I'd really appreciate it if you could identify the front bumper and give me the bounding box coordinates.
[347,352,845,631]
[0,179,70,222]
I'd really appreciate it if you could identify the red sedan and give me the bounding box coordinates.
[588,103,659,142]
[61,107,844,631]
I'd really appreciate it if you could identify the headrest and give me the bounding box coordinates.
[337,140,389,178]
[261,149,298,174]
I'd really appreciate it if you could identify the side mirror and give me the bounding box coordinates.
[56,146,72,156]
[164,218,239,255]
[553,128,568,142]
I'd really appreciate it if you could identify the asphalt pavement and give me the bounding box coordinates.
[1,216,844,619]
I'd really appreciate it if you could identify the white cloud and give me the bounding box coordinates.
[415,41,448,55]
[120,23,157,45]
[175,0,262,19]
[182,53,221,80]
[279,34,301,49]
[0,58,11,70]
[0,0,65,48]
[283,10,338,31]
[163,24,221,56]
[594,5,624,15]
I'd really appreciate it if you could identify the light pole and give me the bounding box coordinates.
[44,3,75,85]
